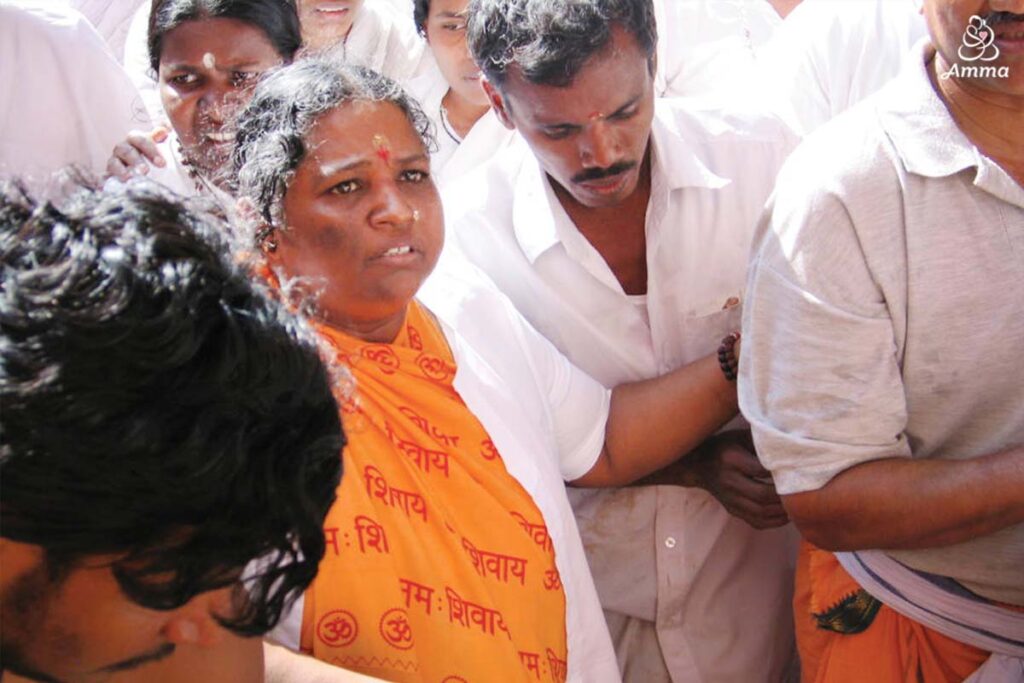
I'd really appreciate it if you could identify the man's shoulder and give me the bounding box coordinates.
[656,97,796,149]
[774,95,902,209]
[653,97,801,182]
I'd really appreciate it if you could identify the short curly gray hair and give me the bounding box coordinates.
[232,58,434,237]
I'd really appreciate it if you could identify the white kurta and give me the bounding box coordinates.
[271,250,622,682]
[445,99,801,682]
[0,0,149,189]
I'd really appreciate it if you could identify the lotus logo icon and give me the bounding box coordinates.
[941,15,1011,80]
[959,15,1000,62]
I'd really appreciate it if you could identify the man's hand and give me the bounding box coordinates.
[629,431,789,529]
[691,432,789,530]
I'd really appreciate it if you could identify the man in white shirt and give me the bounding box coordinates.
[741,0,1024,680]
[448,1,800,680]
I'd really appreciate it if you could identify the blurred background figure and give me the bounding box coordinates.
[105,0,302,199]
[0,0,149,191]
[757,0,927,136]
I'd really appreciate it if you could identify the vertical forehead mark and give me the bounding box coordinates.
[372,134,392,163]
[202,52,216,70]
[588,111,604,121]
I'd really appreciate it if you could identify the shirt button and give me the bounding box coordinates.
[664,536,677,549]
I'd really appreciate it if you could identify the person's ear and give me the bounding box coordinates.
[161,588,236,648]
[482,79,515,130]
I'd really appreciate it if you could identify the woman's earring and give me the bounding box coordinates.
[263,236,278,254]
[412,209,421,223]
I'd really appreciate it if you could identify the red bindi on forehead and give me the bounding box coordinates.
[372,134,392,163]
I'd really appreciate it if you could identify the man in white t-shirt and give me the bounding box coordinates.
[742,0,1024,680]
[446,1,801,681]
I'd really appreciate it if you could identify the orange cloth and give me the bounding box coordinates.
[300,302,569,683]
[795,540,991,683]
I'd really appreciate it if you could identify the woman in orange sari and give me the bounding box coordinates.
[233,58,746,683]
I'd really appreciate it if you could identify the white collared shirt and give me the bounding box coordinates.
[406,67,518,188]
[272,250,621,682]
[756,0,927,136]
[741,41,1024,606]
[655,0,783,98]
[444,99,800,682]
[0,0,150,188]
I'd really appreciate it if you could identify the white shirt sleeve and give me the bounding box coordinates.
[496,291,611,482]
[739,146,912,495]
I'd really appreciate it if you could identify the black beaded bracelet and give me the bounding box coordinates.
[717,332,740,382]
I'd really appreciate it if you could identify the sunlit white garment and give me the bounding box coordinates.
[756,0,927,135]
[406,68,517,189]
[122,0,163,124]
[446,98,800,682]
[66,0,143,60]
[0,0,149,189]
[324,0,430,86]
[654,0,783,98]
[271,249,621,683]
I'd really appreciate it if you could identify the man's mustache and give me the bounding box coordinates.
[982,12,1024,27]
[572,160,636,184]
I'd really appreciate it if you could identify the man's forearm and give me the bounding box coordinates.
[572,354,737,487]
[783,446,1024,551]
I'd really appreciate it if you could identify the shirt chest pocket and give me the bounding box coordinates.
[653,298,743,373]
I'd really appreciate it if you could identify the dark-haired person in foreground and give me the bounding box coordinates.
[0,178,346,683]
[446,0,798,680]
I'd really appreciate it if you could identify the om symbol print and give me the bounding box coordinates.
[959,15,1000,62]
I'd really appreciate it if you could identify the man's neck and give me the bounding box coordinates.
[550,151,653,295]
[441,89,490,140]
[930,53,1024,187]
[766,0,801,19]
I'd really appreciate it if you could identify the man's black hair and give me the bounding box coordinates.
[413,0,430,36]
[0,177,344,635]
[466,0,657,88]
[148,0,303,73]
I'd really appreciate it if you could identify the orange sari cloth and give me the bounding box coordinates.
[795,540,992,683]
[300,301,569,683]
